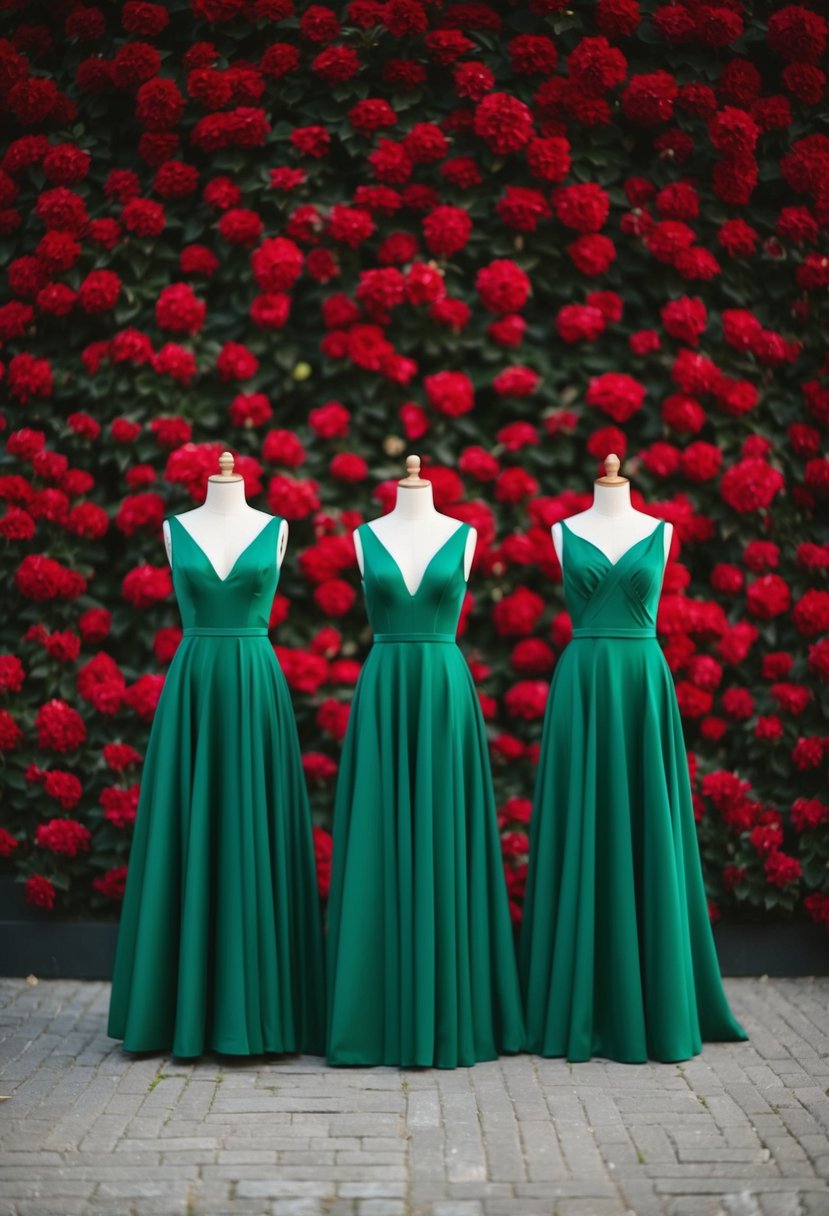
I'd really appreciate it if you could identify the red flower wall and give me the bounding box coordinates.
[0,0,827,929]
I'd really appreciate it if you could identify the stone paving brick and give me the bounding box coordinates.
[0,977,828,1216]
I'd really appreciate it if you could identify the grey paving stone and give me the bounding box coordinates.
[0,978,828,1216]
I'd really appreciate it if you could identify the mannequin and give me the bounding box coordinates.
[354,454,476,594]
[552,453,672,571]
[162,451,288,578]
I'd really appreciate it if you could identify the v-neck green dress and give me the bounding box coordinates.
[325,522,526,1067]
[520,520,747,1063]
[108,514,325,1058]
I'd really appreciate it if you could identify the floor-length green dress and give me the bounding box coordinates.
[520,519,747,1063]
[108,514,325,1058]
[326,522,526,1068]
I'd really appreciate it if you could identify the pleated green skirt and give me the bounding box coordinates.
[326,640,526,1068]
[520,637,747,1063]
[108,635,325,1057]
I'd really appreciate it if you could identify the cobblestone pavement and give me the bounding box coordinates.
[0,978,827,1216]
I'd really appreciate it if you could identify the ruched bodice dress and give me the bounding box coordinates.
[519,520,747,1063]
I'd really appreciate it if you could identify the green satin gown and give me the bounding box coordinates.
[325,522,526,1067]
[520,519,747,1063]
[108,514,325,1058]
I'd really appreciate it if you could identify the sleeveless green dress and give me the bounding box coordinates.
[325,522,526,1068]
[108,514,325,1058]
[520,519,747,1063]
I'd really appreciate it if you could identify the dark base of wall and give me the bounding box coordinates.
[0,881,826,980]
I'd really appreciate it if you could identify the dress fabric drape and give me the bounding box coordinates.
[519,520,747,1063]
[108,514,325,1058]
[326,523,526,1068]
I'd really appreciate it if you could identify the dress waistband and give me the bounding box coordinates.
[571,626,656,639]
[373,632,456,644]
[183,627,269,637]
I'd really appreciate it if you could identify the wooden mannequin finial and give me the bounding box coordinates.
[398,454,430,487]
[595,452,628,486]
[209,450,242,482]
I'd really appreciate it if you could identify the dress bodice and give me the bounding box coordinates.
[561,519,666,639]
[168,514,281,631]
[358,522,471,639]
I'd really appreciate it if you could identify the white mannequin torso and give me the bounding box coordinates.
[162,477,288,579]
[552,482,672,571]
[353,483,476,596]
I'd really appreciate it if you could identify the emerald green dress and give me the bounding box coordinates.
[325,522,526,1068]
[108,515,325,1058]
[520,520,747,1063]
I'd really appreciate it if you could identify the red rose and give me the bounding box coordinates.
[661,296,707,345]
[102,743,143,772]
[15,555,86,601]
[791,798,828,832]
[495,468,539,504]
[764,851,802,889]
[553,183,610,233]
[36,699,86,752]
[155,283,206,334]
[422,206,472,256]
[767,5,827,64]
[92,866,128,901]
[0,654,25,693]
[316,698,350,740]
[330,453,368,482]
[720,459,785,513]
[792,736,825,770]
[476,260,531,314]
[621,71,678,125]
[263,429,306,467]
[746,574,791,619]
[267,475,320,520]
[25,874,56,911]
[793,589,829,635]
[121,564,172,608]
[504,680,549,720]
[79,609,112,643]
[123,674,164,719]
[493,587,545,637]
[0,709,23,751]
[808,638,829,681]
[586,372,646,423]
[36,817,91,857]
[424,370,474,417]
[473,92,533,154]
[313,579,356,617]
[556,304,606,343]
[100,785,141,828]
[42,769,83,809]
[77,653,126,714]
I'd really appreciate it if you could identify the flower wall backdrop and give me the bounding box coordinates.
[0,0,827,929]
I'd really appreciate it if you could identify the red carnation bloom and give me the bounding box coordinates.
[586,372,646,423]
[567,235,616,276]
[553,183,610,233]
[92,866,128,901]
[473,92,534,154]
[424,370,474,417]
[621,71,678,125]
[476,260,531,314]
[504,680,549,720]
[661,296,707,345]
[493,587,545,637]
[42,770,83,809]
[0,709,23,751]
[100,785,141,828]
[267,475,320,520]
[155,283,206,334]
[76,653,126,714]
[793,589,829,636]
[36,817,91,857]
[309,402,350,439]
[25,874,56,911]
[746,575,791,620]
[36,699,86,752]
[765,851,802,889]
[121,564,173,608]
[15,555,86,601]
[720,459,784,513]
[767,5,827,64]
